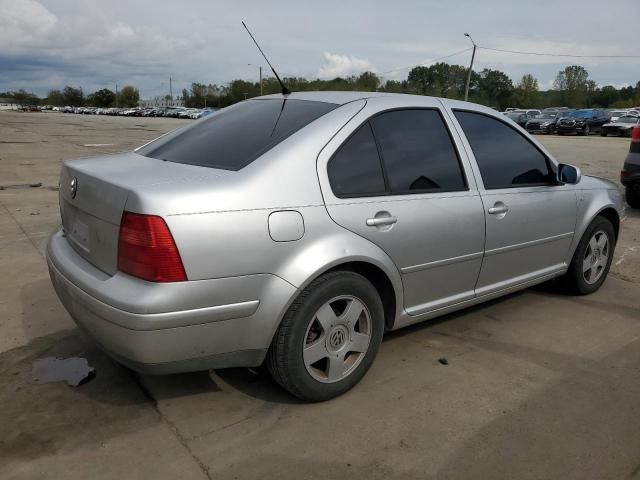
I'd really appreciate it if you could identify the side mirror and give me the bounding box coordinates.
[558,163,582,185]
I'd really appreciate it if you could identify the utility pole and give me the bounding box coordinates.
[115,84,118,108]
[169,77,173,106]
[464,33,477,102]
[248,64,263,95]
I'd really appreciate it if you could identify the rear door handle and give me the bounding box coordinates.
[366,216,397,227]
[488,202,509,215]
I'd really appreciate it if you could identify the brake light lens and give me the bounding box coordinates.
[117,212,187,282]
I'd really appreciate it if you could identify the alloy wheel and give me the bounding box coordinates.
[583,230,609,285]
[303,295,371,383]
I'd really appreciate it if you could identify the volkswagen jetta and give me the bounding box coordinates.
[47,92,624,401]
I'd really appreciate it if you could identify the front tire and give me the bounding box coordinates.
[627,185,640,209]
[267,271,384,402]
[561,216,615,295]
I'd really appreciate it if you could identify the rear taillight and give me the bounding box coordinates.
[117,212,187,282]
[632,126,640,143]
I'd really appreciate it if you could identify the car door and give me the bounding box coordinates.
[592,109,611,132]
[318,101,485,316]
[450,109,578,296]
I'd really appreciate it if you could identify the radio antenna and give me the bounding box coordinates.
[242,21,291,96]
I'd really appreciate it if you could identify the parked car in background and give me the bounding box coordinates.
[621,126,640,208]
[47,92,623,401]
[525,111,570,134]
[504,110,533,127]
[556,109,611,136]
[601,116,640,137]
[609,110,633,122]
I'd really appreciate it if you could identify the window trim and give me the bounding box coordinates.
[328,107,470,199]
[452,108,559,190]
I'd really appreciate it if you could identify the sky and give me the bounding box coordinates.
[1,0,639,98]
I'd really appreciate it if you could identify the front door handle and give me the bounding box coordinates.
[488,202,509,215]
[366,215,397,227]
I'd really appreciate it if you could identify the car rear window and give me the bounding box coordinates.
[138,98,338,170]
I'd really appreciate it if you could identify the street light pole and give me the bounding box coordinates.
[464,33,477,102]
[248,64,263,96]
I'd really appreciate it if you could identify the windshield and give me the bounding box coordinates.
[506,112,523,120]
[535,113,557,119]
[139,99,338,170]
[618,117,639,124]
[569,110,592,118]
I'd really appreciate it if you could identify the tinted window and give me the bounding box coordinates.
[139,99,338,171]
[370,109,466,193]
[454,111,553,189]
[328,123,385,197]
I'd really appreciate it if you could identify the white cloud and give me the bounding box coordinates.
[0,0,58,40]
[317,52,375,79]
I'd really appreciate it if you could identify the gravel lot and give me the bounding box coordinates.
[1,111,639,480]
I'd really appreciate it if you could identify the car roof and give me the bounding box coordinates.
[256,91,502,117]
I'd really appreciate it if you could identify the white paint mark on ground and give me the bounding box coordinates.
[83,143,116,147]
[615,246,638,266]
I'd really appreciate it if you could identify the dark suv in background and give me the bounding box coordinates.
[557,109,611,135]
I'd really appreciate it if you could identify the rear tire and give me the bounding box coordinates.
[267,271,384,402]
[600,130,607,137]
[627,185,640,209]
[560,216,615,295]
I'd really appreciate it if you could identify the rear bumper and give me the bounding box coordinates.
[47,229,297,373]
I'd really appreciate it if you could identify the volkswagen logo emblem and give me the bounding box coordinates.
[70,177,78,199]
[329,328,346,349]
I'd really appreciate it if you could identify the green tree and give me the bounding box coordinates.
[553,65,590,107]
[62,86,84,106]
[477,69,513,110]
[47,89,64,106]
[592,85,619,107]
[355,71,380,91]
[12,89,39,106]
[117,85,140,107]
[87,88,116,107]
[512,74,540,107]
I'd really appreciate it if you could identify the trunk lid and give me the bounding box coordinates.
[59,151,229,275]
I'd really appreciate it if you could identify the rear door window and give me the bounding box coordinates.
[138,99,338,171]
[454,110,554,189]
[370,109,467,194]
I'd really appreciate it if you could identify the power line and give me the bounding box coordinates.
[478,46,640,59]
[378,47,473,75]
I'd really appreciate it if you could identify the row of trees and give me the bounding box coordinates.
[45,86,140,108]
[1,85,140,108]
[179,65,640,111]
[3,65,639,111]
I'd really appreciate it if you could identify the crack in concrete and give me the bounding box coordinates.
[130,371,214,480]
[0,201,46,261]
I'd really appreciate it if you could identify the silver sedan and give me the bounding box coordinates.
[47,92,625,401]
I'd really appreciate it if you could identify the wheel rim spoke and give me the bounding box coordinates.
[583,256,592,273]
[327,355,347,382]
[314,302,338,331]
[304,340,328,366]
[349,332,369,353]
[341,299,364,327]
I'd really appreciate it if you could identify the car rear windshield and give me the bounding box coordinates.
[138,98,339,170]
